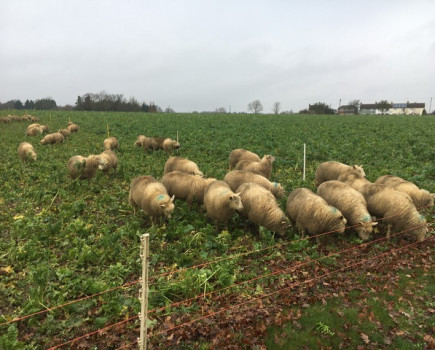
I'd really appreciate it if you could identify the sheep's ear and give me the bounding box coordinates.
[235,192,241,196]
[170,195,175,202]
[360,164,363,168]
[160,203,166,208]
[371,222,378,226]
[352,165,356,169]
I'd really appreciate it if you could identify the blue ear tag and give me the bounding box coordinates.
[157,195,165,201]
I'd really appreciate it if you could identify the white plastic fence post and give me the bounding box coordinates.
[303,143,306,181]
[138,233,149,350]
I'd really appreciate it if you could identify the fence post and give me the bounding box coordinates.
[303,143,306,181]
[138,233,149,350]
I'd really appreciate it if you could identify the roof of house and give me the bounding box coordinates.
[360,103,392,110]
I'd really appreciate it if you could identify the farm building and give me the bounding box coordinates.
[337,105,357,115]
[389,102,426,115]
[359,103,392,115]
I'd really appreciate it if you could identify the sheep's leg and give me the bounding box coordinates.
[386,224,392,240]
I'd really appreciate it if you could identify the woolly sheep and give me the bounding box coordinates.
[58,128,71,138]
[361,184,427,242]
[128,175,175,224]
[163,157,204,176]
[224,170,285,199]
[236,182,289,237]
[315,161,365,187]
[374,175,434,209]
[103,136,119,150]
[203,180,243,229]
[162,171,217,206]
[286,188,347,244]
[234,155,275,179]
[17,142,37,162]
[337,172,372,192]
[26,125,42,136]
[98,149,118,175]
[40,132,64,145]
[67,155,107,180]
[162,138,181,154]
[229,148,261,169]
[150,137,166,150]
[317,180,377,240]
[67,123,79,133]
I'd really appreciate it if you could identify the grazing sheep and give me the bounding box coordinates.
[99,150,118,175]
[361,184,427,242]
[315,161,365,187]
[58,128,71,138]
[229,148,261,169]
[286,188,347,244]
[337,172,372,192]
[163,157,204,176]
[162,171,217,206]
[374,175,434,209]
[26,124,42,136]
[40,132,64,145]
[317,180,377,240]
[17,142,37,162]
[203,180,243,229]
[103,136,119,150]
[134,135,147,147]
[235,155,275,179]
[236,182,289,237]
[67,122,79,133]
[224,170,285,199]
[162,138,181,154]
[67,155,107,180]
[128,175,175,224]
[150,137,166,150]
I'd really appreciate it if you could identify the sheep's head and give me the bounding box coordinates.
[28,151,37,162]
[172,140,180,149]
[352,165,366,178]
[355,220,377,241]
[276,216,291,237]
[229,192,243,211]
[158,195,175,218]
[97,157,109,170]
[264,155,276,164]
[86,155,103,168]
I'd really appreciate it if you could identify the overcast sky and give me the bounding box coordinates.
[1,0,434,113]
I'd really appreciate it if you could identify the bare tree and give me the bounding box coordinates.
[248,100,263,114]
[272,101,281,114]
[215,107,226,113]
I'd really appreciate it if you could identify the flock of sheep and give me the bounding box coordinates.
[15,118,433,244]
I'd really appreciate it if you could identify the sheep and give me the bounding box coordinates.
[315,161,365,187]
[234,155,275,179]
[337,171,372,192]
[128,175,175,224]
[236,182,289,237]
[361,184,427,242]
[203,180,243,230]
[67,155,107,180]
[40,132,64,145]
[40,125,49,134]
[17,142,37,162]
[162,171,217,206]
[134,135,147,147]
[229,148,261,169]
[162,138,181,154]
[316,180,377,240]
[163,157,204,176]
[67,122,79,133]
[58,128,71,138]
[103,136,119,150]
[286,188,347,244]
[26,124,42,136]
[150,137,166,150]
[224,170,285,199]
[374,175,434,209]
[98,150,118,175]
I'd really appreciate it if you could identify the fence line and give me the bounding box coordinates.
[1,203,430,328]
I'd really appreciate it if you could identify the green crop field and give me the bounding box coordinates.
[0,111,434,349]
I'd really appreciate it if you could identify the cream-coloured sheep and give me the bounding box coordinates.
[162,138,181,154]
[26,124,42,136]
[40,132,64,145]
[203,180,243,229]
[374,175,434,209]
[67,123,79,133]
[286,188,347,243]
[67,155,107,180]
[236,182,289,237]
[103,136,119,150]
[98,150,118,175]
[361,184,427,242]
[234,155,275,179]
[163,157,204,176]
[129,175,175,224]
[224,170,285,199]
[134,135,147,147]
[58,128,71,138]
[315,161,365,187]
[317,180,377,240]
[162,171,217,206]
[17,142,37,162]
[229,148,261,169]
[337,172,372,192]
